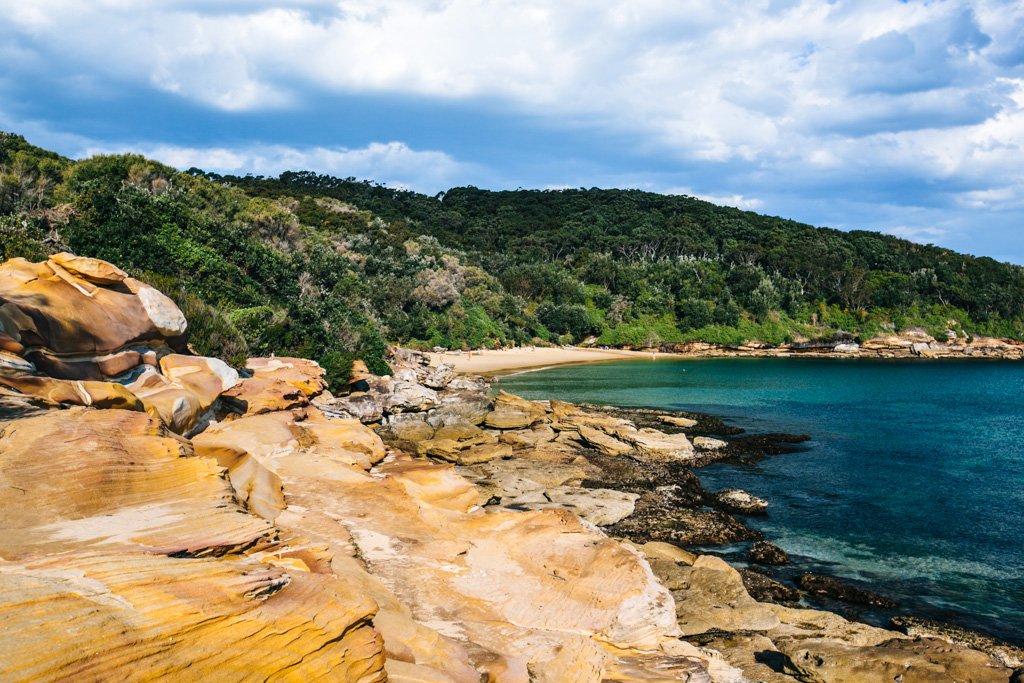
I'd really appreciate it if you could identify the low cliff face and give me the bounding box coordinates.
[0,254,1016,682]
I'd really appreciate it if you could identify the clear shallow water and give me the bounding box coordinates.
[498,358,1024,643]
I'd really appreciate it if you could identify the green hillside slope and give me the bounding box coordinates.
[2,132,1022,376]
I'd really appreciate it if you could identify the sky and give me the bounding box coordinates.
[1,1,1022,264]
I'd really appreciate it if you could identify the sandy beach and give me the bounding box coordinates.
[428,346,651,374]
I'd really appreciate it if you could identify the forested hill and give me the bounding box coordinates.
[2,131,1023,377]
[218,170,1024,342]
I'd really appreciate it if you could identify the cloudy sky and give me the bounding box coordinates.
[2,1,1022,263]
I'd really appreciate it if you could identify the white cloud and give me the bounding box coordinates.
[666,187,764,210]
[2,0,1024,262]
[3,1,1021,159]
[81,140,477,192]
[884,225,949,243]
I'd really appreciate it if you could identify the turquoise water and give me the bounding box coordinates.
[498,358,1024,643]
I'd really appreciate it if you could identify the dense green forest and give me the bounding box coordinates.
[2,131,1023,378]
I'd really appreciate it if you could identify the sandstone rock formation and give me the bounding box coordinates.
[0,255,746,681]
[0,254,1014,682]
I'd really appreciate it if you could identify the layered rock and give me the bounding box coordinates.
[654,547,1012,682]
[0,255,1015,682]
[0,407,387,682]
[0,254,240,435]
[0,254,187,379]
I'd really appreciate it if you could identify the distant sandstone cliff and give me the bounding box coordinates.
[0,254,1017,682]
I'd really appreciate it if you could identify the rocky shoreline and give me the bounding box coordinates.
[1,252,1021,681]
[657,330,1024,360]
[334,347,1024,679]
[523,388,1024,655]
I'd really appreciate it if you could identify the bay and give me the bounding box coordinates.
[497,357,1024,643]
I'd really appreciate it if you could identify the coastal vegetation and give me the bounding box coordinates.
[3,131,1023,376]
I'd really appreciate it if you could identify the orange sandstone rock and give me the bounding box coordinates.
[0,256,187,379]
[246,356,328,396]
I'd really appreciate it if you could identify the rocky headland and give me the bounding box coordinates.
[0,253,1020,682]
[661,331,1024,360]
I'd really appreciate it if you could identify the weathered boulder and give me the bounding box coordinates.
[223,376,310,415]
[544,486,640,526]
[329,392,385,423]
[124,354,238,433]
[694,436,728,450]
[382,412,436,442]
[0,255,187,379]
[454,441,512,465]
[367,375,439,414]
[433,419,487,442]
[659,414,698,428]
[618,427,695,461]
[246,356,328,397]
[448,375,488,392]
[422,362,456,389]
[640,541,697,566]
[483,391,547,429]
[499,423,557,447]
[714,488,769,515]
[673,555,782,635]
[429,389,493,426]
[578,424,635,455]
[0,374,144,412]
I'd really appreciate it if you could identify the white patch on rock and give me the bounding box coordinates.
[135,283,187,336]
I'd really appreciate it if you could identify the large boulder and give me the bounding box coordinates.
[245,357,327,397]
[673,555,782,635]
[0,255,188,380]
[578,424,634,456]
[714,488,768,515]
[483,391,548,429]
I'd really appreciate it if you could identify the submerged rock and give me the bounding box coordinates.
[611,495,761,546]
[740,569,801,606]
[749,540,790,566]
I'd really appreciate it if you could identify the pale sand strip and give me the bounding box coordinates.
[427,347,654,374]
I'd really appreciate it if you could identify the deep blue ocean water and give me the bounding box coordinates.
[498,358,1024,643]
